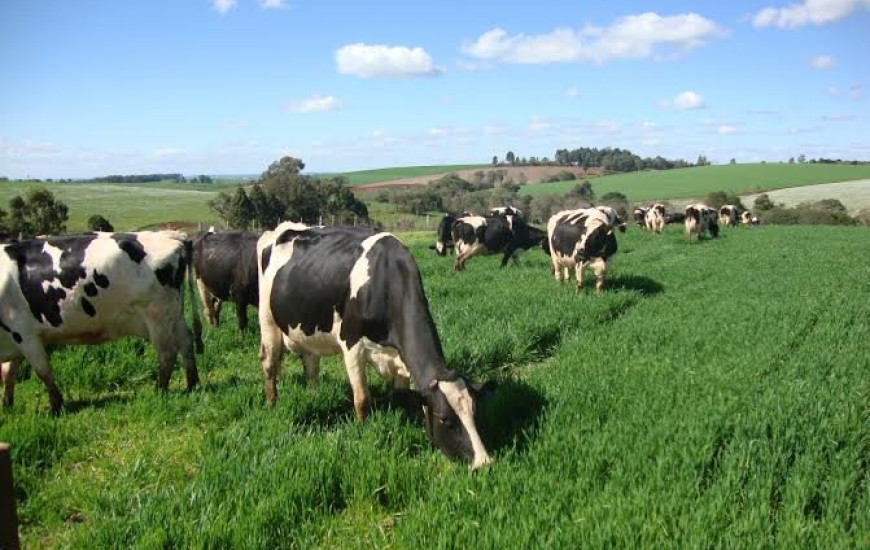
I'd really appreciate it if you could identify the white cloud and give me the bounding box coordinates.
[672,90,706,110]
[751,0,870,28]
[642,137,663,146]
[483,124,507,135]
[824,113,855,121]
[528,116,552,132]
[461,12,727,65]
[456,60,493,71]
[154,147,185,158]
[336,43,443,78]
[641,121,657,130]
[259,0,289,8]
[718,125,738,135]
[212,0,236,14]
[372,129,386,138]
[565,87,580,98]
[810,54,836,69]
[427,127,448,137]
[285,95,342,114]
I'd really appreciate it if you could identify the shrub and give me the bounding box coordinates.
[754,193,775,211]
[87,214,114,232]
[705,190,745,210]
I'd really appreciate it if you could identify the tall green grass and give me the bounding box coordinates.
[520,163,870,200]
[1,225,869,547]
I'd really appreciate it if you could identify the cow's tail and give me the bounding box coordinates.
[184,239,204,354]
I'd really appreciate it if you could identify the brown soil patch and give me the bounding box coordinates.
[355,166,602,191]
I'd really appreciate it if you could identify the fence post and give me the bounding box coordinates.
[0,442,20,550]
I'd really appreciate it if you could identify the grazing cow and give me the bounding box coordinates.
[644,203,666,233]
[684,204,720,242]
[192,229,260,331]
[452,214,547,270]
[665,212,686,225]
[429,213,457,256]
[719,205,740,227]
[257,223,494,468]
[488,206,522,218]
[547,208,618,292]
[595,206,627,232]
[0,231,203,414]
[633,207,649,227]
[741,211,760,226]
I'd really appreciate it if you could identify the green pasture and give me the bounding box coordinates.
[339,165,488,187]
[520,163,870,201]
[2,223,869,547]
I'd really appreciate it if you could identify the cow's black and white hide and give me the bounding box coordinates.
[428,214,457,256]
[0,231,203,414]
[547,208,618,292]
[741,210,761,226]
[633,207,649,227]
[193,229,259,331]
[488,206,523,218]
[684,203,720,242]
[257,222,494,468]
[595,206,627,233]
[645,203,666,233]
[719,204,740,227]
[451,214,547,270]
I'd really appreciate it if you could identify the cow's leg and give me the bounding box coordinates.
[574,262,586,292]
[234,298,248,333]
[342,346,370,422]
[301,353,320,386]
[499,244,518,268]
[1,358,23,408]
[394,373,410,391]
[173,313,199,391]
[551,256,563,282]
[20,344,62,415]
[196,279,218,326]
[591,258,608,293]
[258,323,284,405]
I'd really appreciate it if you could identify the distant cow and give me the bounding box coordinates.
[192,229,260,331]
[633,207,649,227]
[452,214,547,270]
[547,208,618,292]
[429,214,457,256]
[685,204,720,242]
[645,204,666,233]
[595,206,627,232]
[741,211,760,226]
[257,223,494,468]
[719,205,740,227]
[665,212,686,225]
[0,231,203,414]
[488,206,523,218]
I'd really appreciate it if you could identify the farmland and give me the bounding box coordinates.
[2,224,869,547]
[518,163,870,201]
[339,165,489,187]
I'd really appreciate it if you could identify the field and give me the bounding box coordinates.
[2,224,869,547]
[519,163,870,201]
[339,165,488,187]
[743,179,870,214]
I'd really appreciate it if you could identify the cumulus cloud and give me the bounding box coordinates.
[461,12,727,65]
[823,113,855,121]
[285,95,342,113]
[212,0,236,14]
[671,90,706,110]
[751,0,870,28]
[718,125,738,135]
[336,43,443,78]
[259,0,289,8]
[810,54,836,69]
[565,87,580,98]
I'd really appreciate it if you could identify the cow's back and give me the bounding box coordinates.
[194,230,259,305]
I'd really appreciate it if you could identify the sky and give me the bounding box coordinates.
[1,0,869,178]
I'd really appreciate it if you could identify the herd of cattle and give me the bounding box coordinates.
[0,200,759,468]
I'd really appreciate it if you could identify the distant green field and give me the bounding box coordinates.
[0,181,224,231]
[520,163,870,201]
[340,164,488,186]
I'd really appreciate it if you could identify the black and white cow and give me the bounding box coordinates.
[257,223,494,468]
[645,203,666,233]
[719,204,740,227]
[595,206,627,233]
[547,208,618,292]
[0,231,203,414]
[451,214,547,270]
[429,214,457,256]
[488,206,523,218]
[685,203,720,242]
[633,207,649,227]
[741,210,760,226]
[193,229,259,331]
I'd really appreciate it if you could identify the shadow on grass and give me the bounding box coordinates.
[477,378,547,457]
[608,274,664,296]
[64,392,135,414]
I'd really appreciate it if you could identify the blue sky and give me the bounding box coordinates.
[1,0,868,178]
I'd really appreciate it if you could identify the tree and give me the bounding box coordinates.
[0,206,8,239]
[730,158,736,165]
[505,151,516,165]
[248,184,283,230]
[492,155,498,166]
[87,214,114,232]
[754,193,775,212]
[7,188,69,237]
[567,180,595,200]
[601,191,627,201]
[208,191,234,227]
[696,155,709,166]
[788,157,795,164]
[798,154,807,163]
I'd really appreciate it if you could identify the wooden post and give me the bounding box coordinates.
[0,442,20,550]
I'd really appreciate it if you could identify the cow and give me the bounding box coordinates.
[429,213,457,256]
[192,229,259,331]
[719,205,740,227]
[633,207,649,227]
[488,206,522,218]
[451,214,547,271]
[595,206,627,233]
[257,222,494,468]
[547,208,618,293]
[741,211,760,226]
[684,204,720,242]
[0,231,203,414]
[665,212,686,225]
[644,204,666,233]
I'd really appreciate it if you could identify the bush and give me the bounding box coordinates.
[705,191,744,210]
[754,193,775,211]
[760,199,857,226]
[87,214,114,232]
[601,191,627,201]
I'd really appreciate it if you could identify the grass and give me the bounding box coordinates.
[519,163,870,201]
[2,223,870,547]
[338,164,489,187]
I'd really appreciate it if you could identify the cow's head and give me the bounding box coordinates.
[575,221,616,262]
[419,375,496,469]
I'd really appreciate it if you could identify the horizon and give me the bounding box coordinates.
[1,0,868,179]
